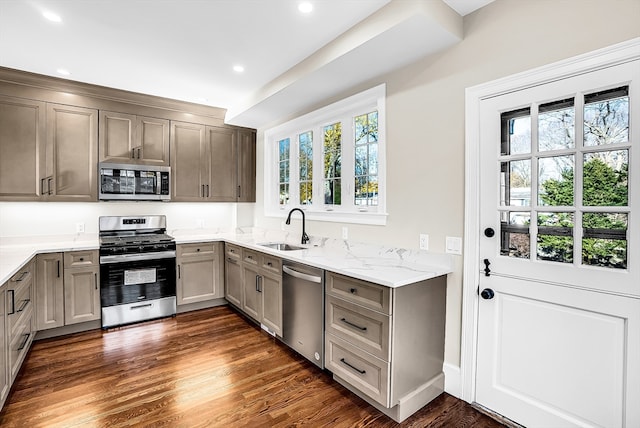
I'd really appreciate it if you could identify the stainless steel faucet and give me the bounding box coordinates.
[285,208,309,245]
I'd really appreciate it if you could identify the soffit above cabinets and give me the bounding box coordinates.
[0,0,489,129]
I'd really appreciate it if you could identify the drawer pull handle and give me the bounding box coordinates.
[131,303,153,310]
[340,318,367,331]
[340,358,366,375]
[16,272,28,282]
[17,333,31,351]
[349,288,357,294]
[7,290,15,315]
[267,262,273,267]
[17,299,30,313]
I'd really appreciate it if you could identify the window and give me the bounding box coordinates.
[264,85,387,225]
[499,86,630,269]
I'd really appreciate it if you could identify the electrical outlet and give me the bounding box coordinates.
[446,236,463,255]
[419,234,429,250]
[76,223,85,233]
[342,226,348,240]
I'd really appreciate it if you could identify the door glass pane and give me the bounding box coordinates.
[538,155,574,206]
[584,86,629,146]
[537,212,574,263]
[583,150,628,206]
[538,98,575,151]
[582,213,627,269]
[501,160,531,206]
[501,108,531,155]
[500,211,530,258]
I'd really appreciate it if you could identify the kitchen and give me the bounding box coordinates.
[1,0,639,427]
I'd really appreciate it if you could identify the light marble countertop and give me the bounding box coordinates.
[0,228,453,288]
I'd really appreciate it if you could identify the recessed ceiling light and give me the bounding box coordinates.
[56,69,71,76]
[42,10,62,22]
[298,2,313,14]
[233,65,245,73]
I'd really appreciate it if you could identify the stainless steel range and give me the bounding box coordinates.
[99,215,176,328]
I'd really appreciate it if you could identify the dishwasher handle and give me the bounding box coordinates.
[282,265,322,283]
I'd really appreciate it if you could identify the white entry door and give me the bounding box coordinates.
[476,58,640,428]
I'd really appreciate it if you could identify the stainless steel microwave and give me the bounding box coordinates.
[99,163,170,201]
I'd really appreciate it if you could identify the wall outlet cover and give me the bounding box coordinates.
[342,226,348,240]
[419,234,429,250]
[76,223,85,233]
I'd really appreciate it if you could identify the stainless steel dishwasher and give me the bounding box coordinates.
[282,261,325,369]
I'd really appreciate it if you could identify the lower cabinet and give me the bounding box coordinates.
[36,250,100,330]
[176,242,224,305]
[324,272,447,423]
[63,251,100,325]
[224,244,282,337]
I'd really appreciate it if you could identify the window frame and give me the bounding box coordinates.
[264,84,387,225]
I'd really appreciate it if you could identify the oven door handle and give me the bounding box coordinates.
[99,251,176,264]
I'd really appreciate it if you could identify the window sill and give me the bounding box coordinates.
[265,207,388,226]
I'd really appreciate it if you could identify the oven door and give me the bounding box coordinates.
[100,255,176,307]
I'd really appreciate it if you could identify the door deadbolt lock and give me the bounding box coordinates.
[480,288,495,300]
[484,228,495,238]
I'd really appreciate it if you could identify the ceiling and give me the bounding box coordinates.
[0,0,493,128]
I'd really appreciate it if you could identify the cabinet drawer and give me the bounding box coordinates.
[326,272,391,314]
[9,260,33,284]
[326,295,390,361]
[178,242,216,257]
[325,333,389,407]
[243,249,259,265]
[7,272,33,336]
[64,250,98,268]
[9,308,33,381]
[261,254,282,274]
[225,244,242,261]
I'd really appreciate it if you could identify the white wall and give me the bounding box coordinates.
[0,202,237,238]
[253,0,640,367]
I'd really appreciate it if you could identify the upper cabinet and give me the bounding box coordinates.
[0,97,97,202]
[0,95,45,201]
[99,111,169,166]
[171,122,255,202]
[45,104,98,201]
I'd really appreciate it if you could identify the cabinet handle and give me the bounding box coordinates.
[40,178,47,195]
[178,265,181,279]
[57,260,60,278]
[349,288,357,294]
[7,290,15,315]
[339,358,366,375]
[255,275,259,292]
[95,273,98,290]
[17,333,31,351]
[226,257,235,263]
[201,184,205,198]
[267,262,273,267]
[16,271,28,282]
[47,177,53,195]
[258,276,262,292]
[237,185,241,198]
[17,299,30,313]
[80,257,84,262]
[196,248,200,252]
[137,148,141,159]
[131,148,136,159]
[340,318,367,331]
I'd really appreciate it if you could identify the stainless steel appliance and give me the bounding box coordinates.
[99,215,176,328]
[282,261,325,369]
[99,163,170,201]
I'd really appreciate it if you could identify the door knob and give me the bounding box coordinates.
[480,288,495,300]
[484,228,495,238]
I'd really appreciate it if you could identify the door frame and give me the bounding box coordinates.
[460,37,640,403]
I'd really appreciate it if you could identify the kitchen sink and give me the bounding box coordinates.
[258,242,306,251]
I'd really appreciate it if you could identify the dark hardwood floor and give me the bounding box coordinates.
[0,306,504,427]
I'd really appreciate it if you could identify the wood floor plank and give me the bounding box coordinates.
[0,306,505,427]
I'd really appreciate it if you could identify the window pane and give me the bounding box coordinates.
[279,184,289,205]
[584,86,629,146]
[500,211,530,258]
[501,159,531,206]
[538,155,574,206]
[279,160,289,182]
[299,131,313,205]
[324,179,341,205]
[538,98,575,151]
[582,213,627,269]
[354,176,367,206]
[355,146,367,175]
[367,111,378,143]
[299,182,312,205]
[355,114,368,145]
[501,108,531,155]
[583,150,628,206]
[537,212,574,263]
[279,138,290,161]
[369,143,378,175]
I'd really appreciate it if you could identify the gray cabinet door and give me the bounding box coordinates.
[241,264,261,321]
[261,272,282,336]
[63,267,100,325]
[225,257,242,307]
[46,104,98,201]
[0,95,45,201]
[237,129,256,202]
[137,116,169,166]
[99,111,136,163]
[171,121,206,201]
[35,253,64,330]
[207,126,236,201]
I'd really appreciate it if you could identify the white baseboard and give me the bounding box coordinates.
[443,362,462,399]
